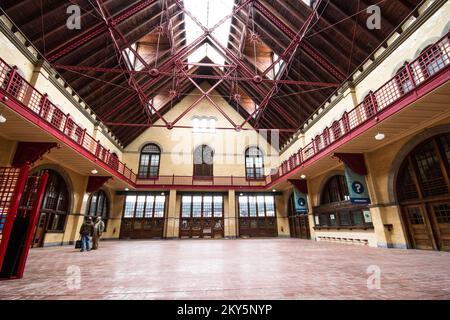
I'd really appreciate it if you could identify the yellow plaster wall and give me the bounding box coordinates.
[123,83,280,178]
[0,27,35,82]
[0,135,16,166]
[276,193,289,237]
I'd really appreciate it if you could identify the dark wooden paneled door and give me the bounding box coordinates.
[193,145,213,179]
[288,216,310,239]
[287,194,311,239]
[238,217,278,237]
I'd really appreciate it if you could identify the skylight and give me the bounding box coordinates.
[271,53,286,80]
[184,0,235,65]
[123,43,139,70]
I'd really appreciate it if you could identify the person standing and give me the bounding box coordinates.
[92,217,105,250]
[79,217,94,252]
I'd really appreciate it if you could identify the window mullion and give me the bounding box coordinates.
[152,195,156,218]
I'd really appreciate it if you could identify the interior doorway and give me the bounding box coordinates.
[287,193,310,240]
[32,170,70,248]
[397,133,450,251]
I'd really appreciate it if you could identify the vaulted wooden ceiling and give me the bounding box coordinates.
[1,0,423,147]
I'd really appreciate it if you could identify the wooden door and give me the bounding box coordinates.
[238,217,277,237]
[288,217,297,238]
[193,145,213,179]
[298,215,310,239]
[429,202,450,251]
[289,216,310,239]
[212,218,224,238]
[141,218,164,238]
[190,219,202,238]
[403,205,435,250]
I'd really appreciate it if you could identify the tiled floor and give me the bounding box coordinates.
[0,239,449,300]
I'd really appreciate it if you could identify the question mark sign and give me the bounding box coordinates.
[353,182,364,194]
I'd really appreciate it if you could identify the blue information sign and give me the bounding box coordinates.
[293,188,308,214]
[344,165,371,205]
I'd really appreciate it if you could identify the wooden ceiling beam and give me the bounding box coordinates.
[324,1,386,46]
[42,0,164,61]
[239,11,350,83]
[279,0,369,59]
[251,2,349,80]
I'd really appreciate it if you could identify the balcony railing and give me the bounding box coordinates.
[136,175,269,188]
[0,32,449,189]
[270,31,450,183]
[0,59,137,184]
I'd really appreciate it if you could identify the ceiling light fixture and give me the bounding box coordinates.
[0,113,6,123]
[125,188,129,191]
[91,169,98,175]
[272,189,277,193]
[375,132,386,141]
[300,174,307,179]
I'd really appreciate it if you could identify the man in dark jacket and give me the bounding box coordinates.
[79,217,94,252]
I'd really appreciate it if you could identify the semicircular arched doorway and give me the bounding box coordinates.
[396,133,450,251]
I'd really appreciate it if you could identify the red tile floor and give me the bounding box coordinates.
[0,239,449,300]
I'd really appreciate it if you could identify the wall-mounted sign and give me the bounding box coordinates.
[344,165,371,205]
[289,179,309,215]
[363,210,372,223]
[293,188,308,214]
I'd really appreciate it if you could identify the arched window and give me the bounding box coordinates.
[396,133,450,251]
[42,170,69,231]
[397,135,449,199]
[87,190,109,229]
[320,175,349,204]
[314,175,370,229]
[33,169,70,247]
[420,44,448,77]
[412,42,450,85]
[138,144,161,179]
[395,64,415,95]
[245,147,264,179]
[362,93,378,120]
[193,145,213,179]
